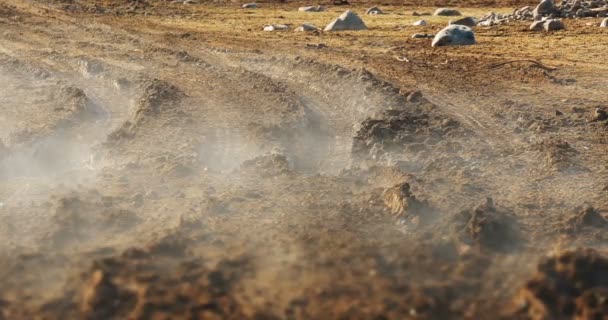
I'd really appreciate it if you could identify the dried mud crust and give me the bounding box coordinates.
[515,248,608,320]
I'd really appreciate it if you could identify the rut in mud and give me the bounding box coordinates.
[1,1,608,319]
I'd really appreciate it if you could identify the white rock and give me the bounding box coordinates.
[431,25,475,47]
[601,17,608,27]
[412,20,428,26]
[324,10,367,31]
[242,3,257,9]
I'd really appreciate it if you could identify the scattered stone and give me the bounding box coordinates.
[529,18,565,31]
[544,19,565,31]
[411,33,434,38]
[298,6,325,12]
[263,24,290,31]
[324,10,367,31]
[242,3,257,9]
[412,12,431,16]
[365,6,384,15]
[449,16,476,27]
[529,20,547,31]
[555,109,563,116]
[412,19,428,26]
[476,12,510,26]
[601,17,608,27]
[433,8,462,16]
[533,0,555,16]
[431,25,475,47]
[294,23,319,32]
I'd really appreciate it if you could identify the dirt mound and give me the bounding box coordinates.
[240,152,291,177]
[351,98,464,163]
[559,206,608,235]
[382,182,434,222]
[515,248,608,320]
[47,193,140,248]
[54,249,252,320]
[451,198,522,252]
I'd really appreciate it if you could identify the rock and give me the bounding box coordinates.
[263,24,289,31]
[242,3,257,9]
[543,19,564,31]
[324,10,367,31]
[412,12,431,16]
[601,17,608,27]
[449,16,476,27]
[592,108,608,121]
[411,33,434,38]
[431,25,475,47]
[412,19,428,26]
[298,6,325,12]
[529,20,546,30]
[533,0,554,16]
[433,8,462,16]
[365,6,384,15]
[294,23,319,32]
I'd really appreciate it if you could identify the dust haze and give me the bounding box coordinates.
[0,0,608,319]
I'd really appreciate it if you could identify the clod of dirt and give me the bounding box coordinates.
[240,152,291,177]
[80,269,137,320]
[54,85,99,118]
[76,253,252,320]
[452,198,521,252]
[133,79,183,123]
[382,182,433,221]
[533,139,580,172]
[48,194,140,248]
[352,104,463,163]
[561,206,608,233]
[515,248,608,320]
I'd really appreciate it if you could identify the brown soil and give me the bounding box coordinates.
[1,0,608,319]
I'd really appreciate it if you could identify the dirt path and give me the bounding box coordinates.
[1,1,608,319]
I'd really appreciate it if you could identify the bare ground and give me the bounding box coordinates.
[0,0,608,319]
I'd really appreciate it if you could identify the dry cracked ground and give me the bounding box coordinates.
[1,0,608,319]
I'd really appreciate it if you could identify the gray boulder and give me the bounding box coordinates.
[412,19,428,26]
[242,3,257,9]
[601,17,608,27]
[324,10,367,31]
[298,6,325,12]
[533,0,554,16]
[431,25,475,47]
[433,8,462,16]
[366,6,384,14]
[544,19,564,31]
[449,17,476,27]
[294,23,319,32]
